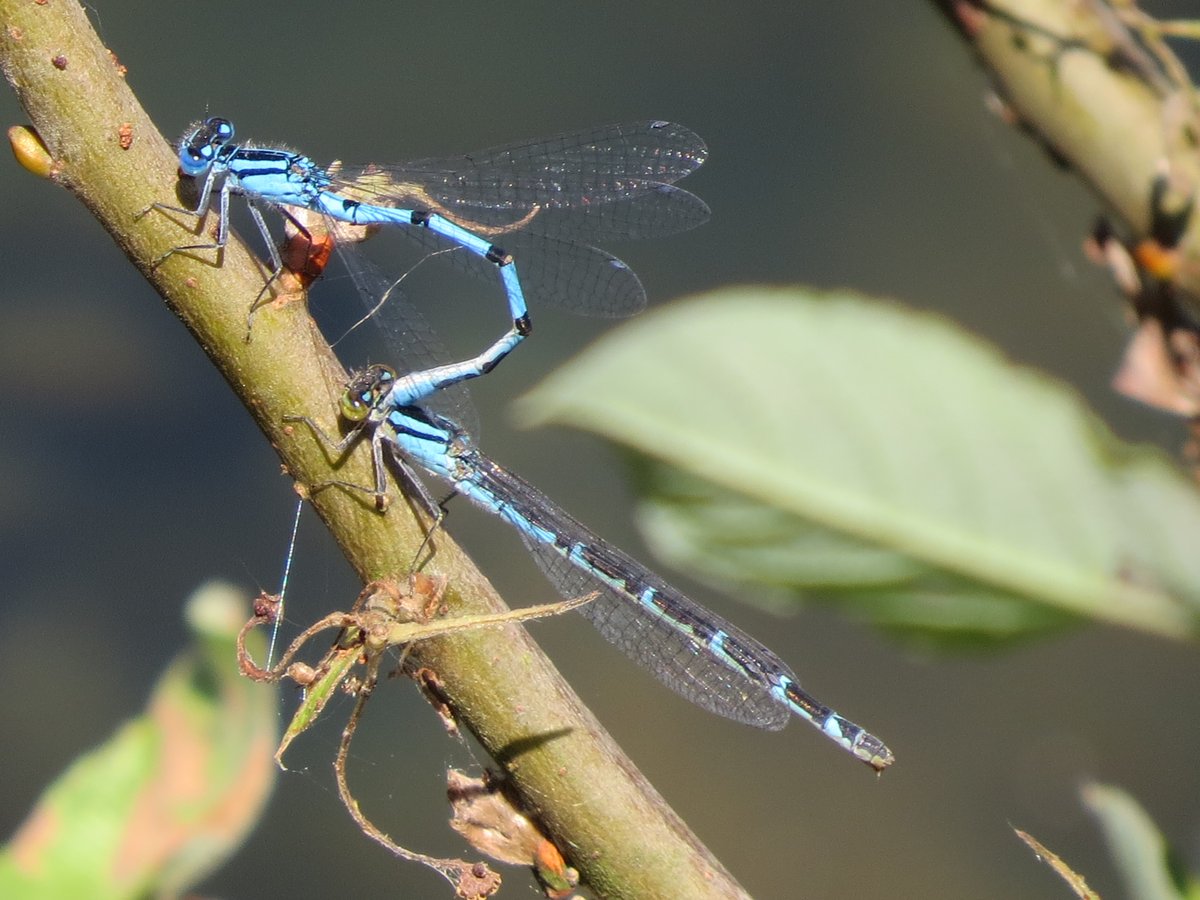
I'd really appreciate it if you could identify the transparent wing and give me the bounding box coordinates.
[468,456,792,730]
[326,121,710,318]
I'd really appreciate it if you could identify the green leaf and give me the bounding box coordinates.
[0,583,279,899]
[276,641,360,769]
[516,287,1200,646]
[1082,782,1196,900]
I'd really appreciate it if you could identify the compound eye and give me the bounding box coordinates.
[339,389,370,423]
[206,117,234,141]
[178,142,213,175]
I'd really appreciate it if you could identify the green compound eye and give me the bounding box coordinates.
[340,365,394,422]
[339,388,370,422]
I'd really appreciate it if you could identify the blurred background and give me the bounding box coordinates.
[2,1,1198,896]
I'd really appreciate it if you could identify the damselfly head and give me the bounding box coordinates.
[340,365,396,422]
[177,117,235,176]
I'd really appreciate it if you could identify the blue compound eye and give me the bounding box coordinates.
[205,117,234,142]
[178,140,214,175]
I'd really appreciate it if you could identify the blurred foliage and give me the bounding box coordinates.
[0,584,277,900]
[520,287,1200,648]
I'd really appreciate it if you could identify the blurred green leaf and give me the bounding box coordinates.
[0,583,278,899]
[1082,782,1198,900]
[517,287,1200,646]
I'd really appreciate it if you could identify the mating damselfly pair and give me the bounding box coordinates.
[146,115,893,772]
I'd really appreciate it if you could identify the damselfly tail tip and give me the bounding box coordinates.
[856,735,895,774]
